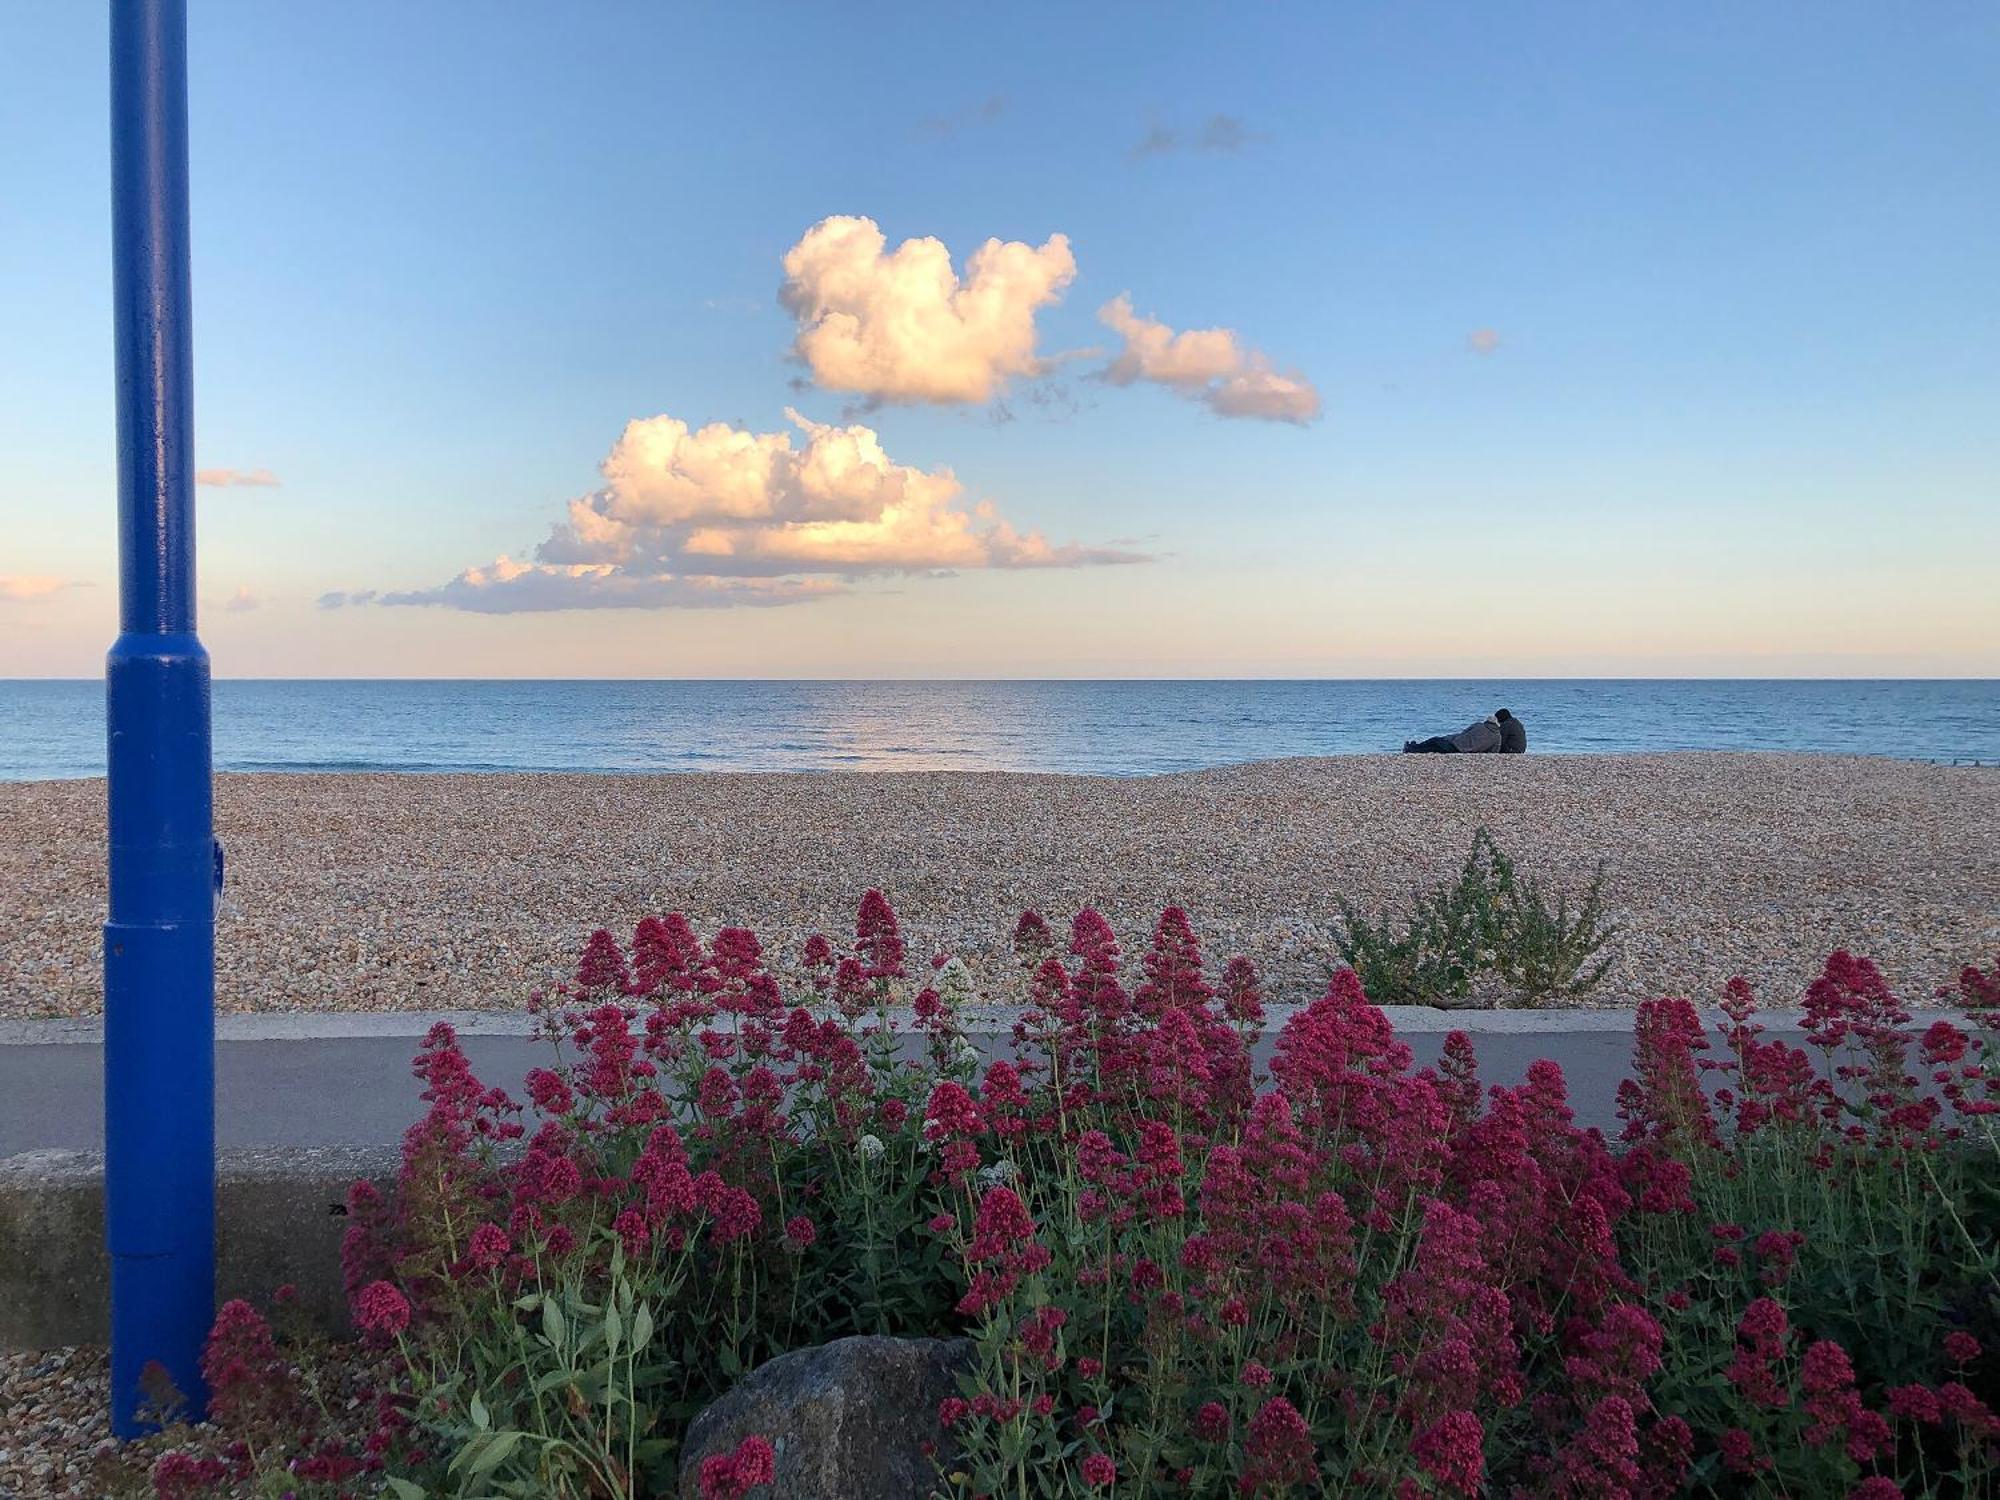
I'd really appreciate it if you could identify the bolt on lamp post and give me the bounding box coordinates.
[106,0,216,1436]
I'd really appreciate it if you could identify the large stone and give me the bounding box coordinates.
[677,1334,974,1499]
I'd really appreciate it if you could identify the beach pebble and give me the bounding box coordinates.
[2,754,1994,1020]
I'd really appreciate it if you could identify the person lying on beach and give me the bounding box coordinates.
[1404,714,1502,754]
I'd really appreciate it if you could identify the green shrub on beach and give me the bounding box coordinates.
[1333,827,1618,1007]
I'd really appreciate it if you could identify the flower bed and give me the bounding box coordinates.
[153,895,1998,1498]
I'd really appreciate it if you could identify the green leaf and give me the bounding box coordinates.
[604,1303,624,1358]
[384,1479,428,1500]
[631,1302,655,1353]
[470,1391,490,1431]
[542,1297,568,1349]
[467,1428,524,1476]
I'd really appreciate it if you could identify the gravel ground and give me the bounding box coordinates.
[0,1344,382,1499]
[3,755,1995,1020]
[0,1348,139,1498]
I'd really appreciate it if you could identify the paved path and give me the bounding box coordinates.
[0,1008,1930,1156]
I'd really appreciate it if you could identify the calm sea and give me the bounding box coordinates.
[1,680,1995,781]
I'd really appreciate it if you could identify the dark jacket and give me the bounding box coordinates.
[1499,717,1527,754]
[1451,717,1502,754]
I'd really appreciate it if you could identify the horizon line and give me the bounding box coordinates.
[5,675,1998,686]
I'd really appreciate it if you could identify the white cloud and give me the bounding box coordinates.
[0,575,70,602]
[1467,328,1502,355]
[222,586,261,612]
[196,468,281,488]
[779,216,1075,404]
[372,409,1143,613]
[380,559,842,614]
[1097,295,1321,424]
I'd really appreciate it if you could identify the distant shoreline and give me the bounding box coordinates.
[5,745,1997,787]
[4,754,1993,1022]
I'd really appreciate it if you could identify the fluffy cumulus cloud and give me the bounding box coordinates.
[222,586,261,612]
[196,467,280,488]
[1097,295,1321,423]
[371,409,1142,613]
[780,216,1075,404]
[0,575,70,602]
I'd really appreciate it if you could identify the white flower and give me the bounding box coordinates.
[937,955,977,1009]
[978,1159,1018,1188]
[857,1133,885,1161]
[952,1036,982,1070]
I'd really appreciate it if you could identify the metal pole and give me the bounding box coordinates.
[107,0,214,1437]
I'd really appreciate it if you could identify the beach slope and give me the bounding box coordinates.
[3,754,1994,1018]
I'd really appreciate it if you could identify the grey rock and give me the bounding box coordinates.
[677,1335,974,1499]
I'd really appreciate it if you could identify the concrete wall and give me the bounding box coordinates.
[0,1147,387,1349]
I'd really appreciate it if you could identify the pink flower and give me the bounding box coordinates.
[1938,1381,1998,1436]
[1239,1396,1315,1492]
[1751,1229,1804,1285]
[354,1280,411,1337]
[1220,955,1265,1027]
[524,1066,576,1117]
[614,1209,649,1258]
[1081,1453,1117,1487]
[923,1081,983,1140]
[1717,1427,1765,1475]
[1887,1384,1942,1424]
[1411,1410,1484,1496]
[575,929,631,993]
[151,1453,232,1499]
[1943,1330,1981,1366]
[856,889,906,980]
[1921,1020,1968,1065]
[200,1299,293,1430]
[1013,910,1053,956]
[955,1185,1051,1316]
[1737,1296,1789,1343]
[698,1434,776,1499]
[463,1222,511,1273]
[784,1214,817,1249]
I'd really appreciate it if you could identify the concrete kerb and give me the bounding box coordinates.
[0,1002,1856,1048]
[3,1007,1978,1350]
[1,1146,393,1350]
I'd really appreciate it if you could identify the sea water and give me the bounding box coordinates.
[1,679,1993,780]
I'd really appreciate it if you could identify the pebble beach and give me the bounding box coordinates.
[3,754,1995,1019]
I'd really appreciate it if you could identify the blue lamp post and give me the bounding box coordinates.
[106,0,215,1436]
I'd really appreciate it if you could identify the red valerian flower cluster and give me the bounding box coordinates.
[696,1434,776,1500]
[157,916,2000,1499]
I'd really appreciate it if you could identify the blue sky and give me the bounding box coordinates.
[2,0,1995,676]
